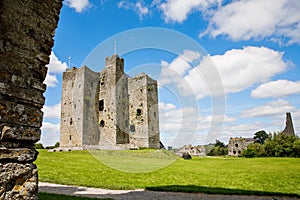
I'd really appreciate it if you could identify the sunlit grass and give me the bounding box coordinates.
[35,150,300,196]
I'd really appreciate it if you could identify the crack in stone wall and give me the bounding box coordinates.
[0,0,62,199]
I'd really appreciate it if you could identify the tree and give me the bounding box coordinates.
[207,140,228,156]
[54,142,60,148]
[254,130,268,145]
[35,143,44,149]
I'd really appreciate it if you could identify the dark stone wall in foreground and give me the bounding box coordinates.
[0,0,62,199]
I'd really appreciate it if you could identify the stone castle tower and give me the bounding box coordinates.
[60,55,160,149]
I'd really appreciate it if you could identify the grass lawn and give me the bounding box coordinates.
[35,149,300,197]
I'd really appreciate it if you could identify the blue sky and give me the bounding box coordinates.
[41,0,300,147]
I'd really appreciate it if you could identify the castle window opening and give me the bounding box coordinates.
[233,150,236,154]
[74,104,76,109]
[238,150,241,154]
[136,109,142,116]
[140,103,143,107]
[99,99,104,111]
[70,118,73,125]
[100,120,105,127]
[130,125,136,132]
[154,111,156,117]
[235,143,238,147]
[69,135,72,141]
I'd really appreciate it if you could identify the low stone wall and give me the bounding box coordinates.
[0,0,62,199]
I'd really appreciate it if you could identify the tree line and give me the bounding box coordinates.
[207,131,300,157]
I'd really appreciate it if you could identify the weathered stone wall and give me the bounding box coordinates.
[60,67,84,147]
[98,55,130,149]
[128,73,160,149]
[146,76,160,149]
[283,112,295,136]
[128,74,149,148]
[82,66,100,145]
[0,0,62,199]
[228,137,254,156]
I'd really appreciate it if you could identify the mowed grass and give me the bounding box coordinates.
[35,150,300,196]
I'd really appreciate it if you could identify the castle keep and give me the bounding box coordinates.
[60,55,160,149]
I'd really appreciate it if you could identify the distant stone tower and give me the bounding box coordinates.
[60,66,100,148]
[98,55,129,149]
[60,55,160,149]
[283,112,295,136]
[128,73,160,149]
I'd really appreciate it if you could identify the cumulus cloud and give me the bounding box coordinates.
[159,49,201,86]
[118,1,149,19]
[202,0,300,45]
[209,46,288,93]
[44,52,67,87]
[44,74,59,87]
[42,103,61,119]
[159,101,232,145]
[241,99,296,118]
[160,0,221,23]
[65,0,90,13]
[161,47,288,99]
[40,122,60,147]
[251,79,300,98]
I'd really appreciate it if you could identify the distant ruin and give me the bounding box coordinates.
[228,112,296,156]
[228,137,255,156]
[60,55,160,150]
[283,112,295,136]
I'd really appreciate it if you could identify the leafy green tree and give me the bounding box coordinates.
[241,143,265,157]
[35,143,44,149]
[254,130,268,145]
[54,142,60,148]
[207,140,228,156]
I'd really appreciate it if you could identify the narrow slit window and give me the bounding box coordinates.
[100,120,105,127]
[99,99,104,111]
[136,109,142,116]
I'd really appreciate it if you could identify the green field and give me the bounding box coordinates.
[35,149,300,196]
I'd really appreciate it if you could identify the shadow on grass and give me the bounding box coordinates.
[146,185,300,197]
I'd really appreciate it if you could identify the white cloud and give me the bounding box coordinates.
[44,52,67,87]
[219,122,265,143]
[118,1,149,19]
[40,122,60,147]
[47,52,68,73]
[251,79,300,98]
[210,46,288,93]
[44,74,59,87]
[65,0,90,13]
[160,0,221,23]
[202,0,300,45]
[241,99,296,118]
[162,47,288,99]
[42,103,61,119]
[159,101,232,146]
[159,49,201,86]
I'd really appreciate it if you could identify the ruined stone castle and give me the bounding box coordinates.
[60,54,160,150]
